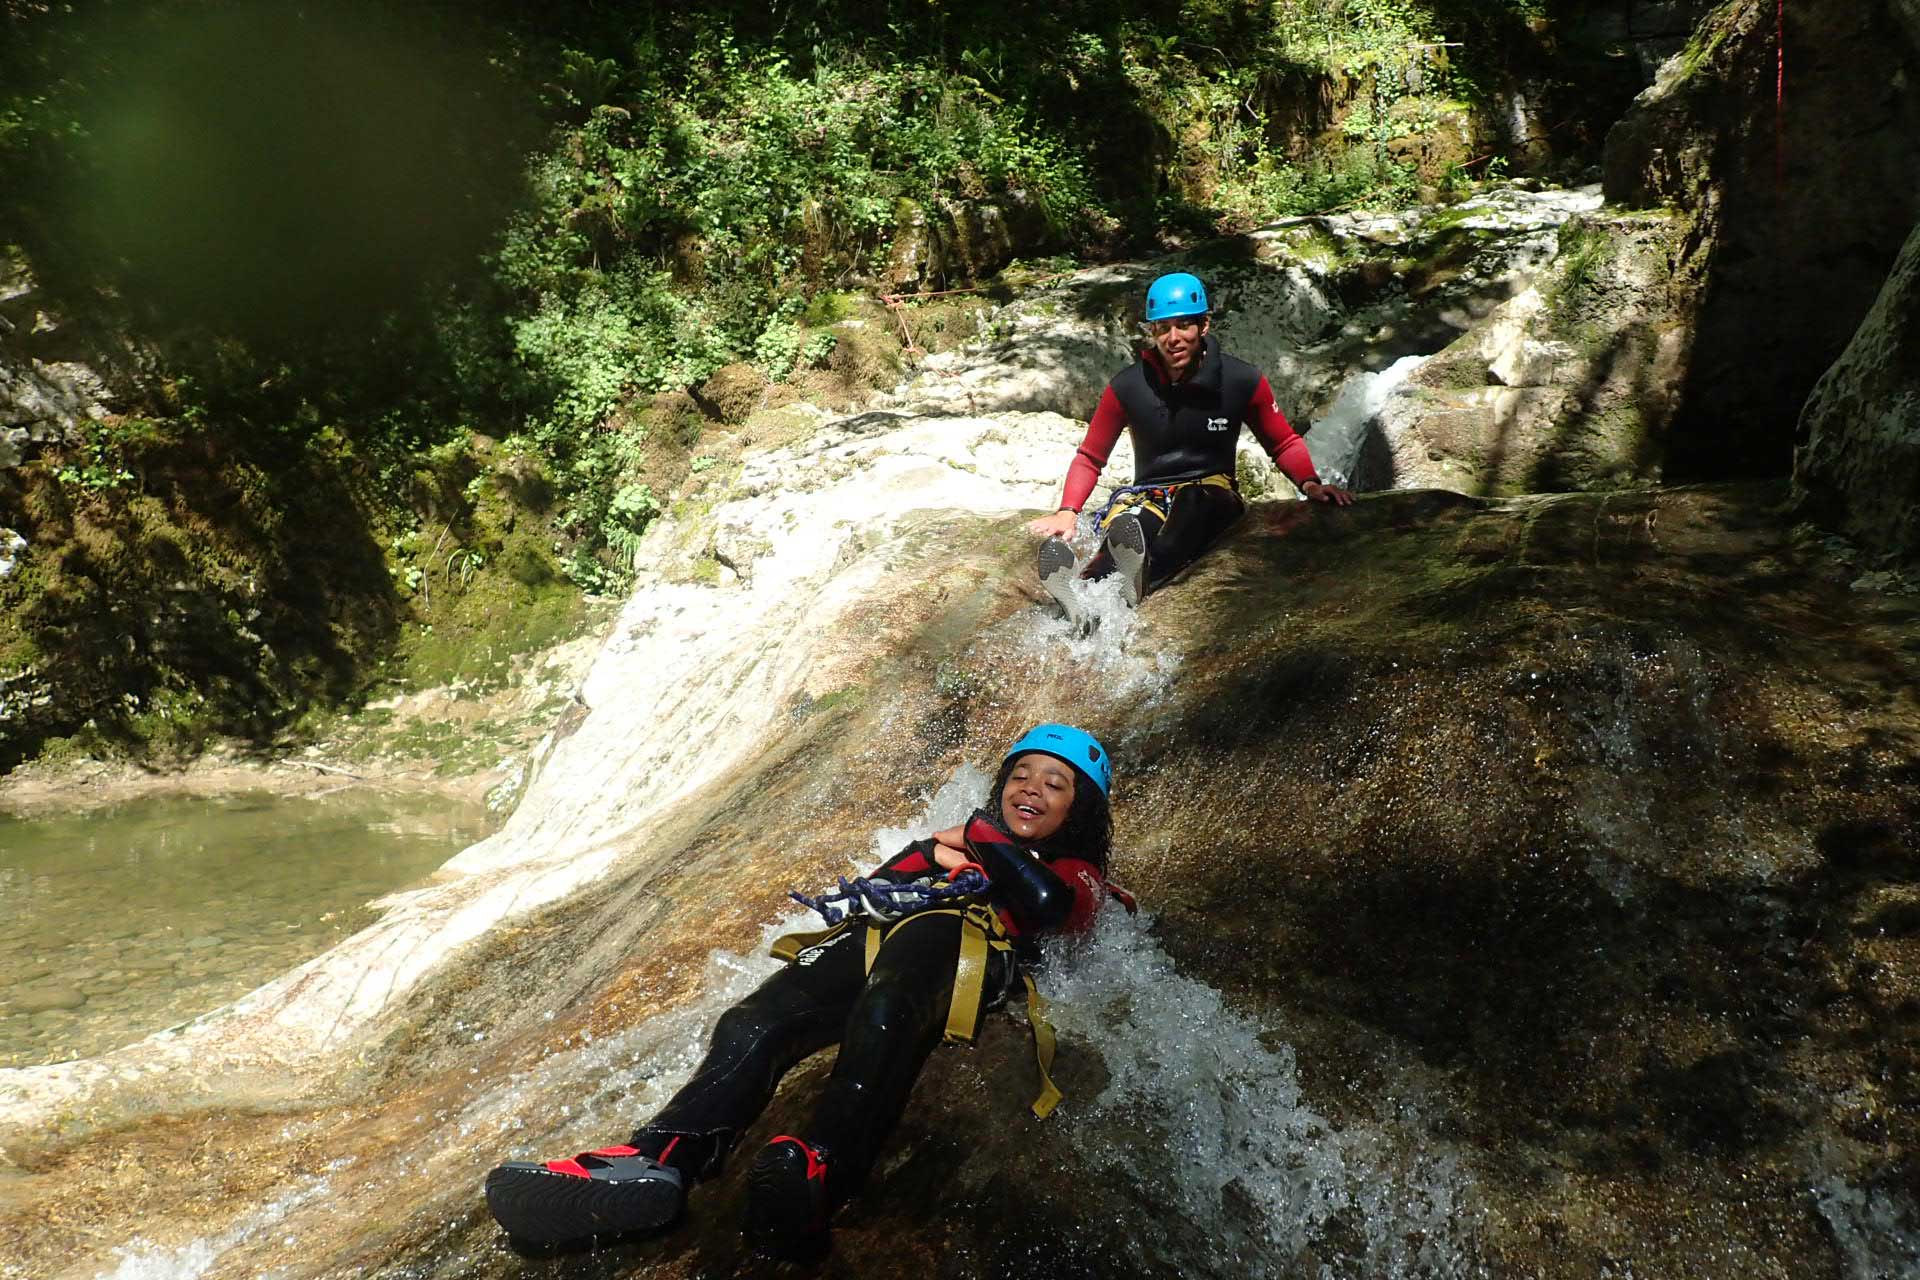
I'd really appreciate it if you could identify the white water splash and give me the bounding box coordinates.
[870,765,994,857]
[1308,355,1429,490]
[1000,516,1184,705]
[96,1176,332,1280]
[1044,916,1484,1279]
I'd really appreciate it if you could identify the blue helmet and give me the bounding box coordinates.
[1144,272,1209,322]
[1004,723,1111,795]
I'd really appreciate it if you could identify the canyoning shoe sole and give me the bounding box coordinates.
[1104,513,1149,608]
[485,1148,685,1246]
[1037,537,1091,632]
[744,1136,832,1262]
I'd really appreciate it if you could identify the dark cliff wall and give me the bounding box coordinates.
[1604,0,1920,482]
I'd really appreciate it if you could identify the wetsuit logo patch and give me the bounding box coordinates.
[1205,416,1230,432]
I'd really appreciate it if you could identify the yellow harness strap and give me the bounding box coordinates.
[771,903,1064,1118]
[1021,971,1063,1119]
[1097,471,1237,530]
[768,917,858,964]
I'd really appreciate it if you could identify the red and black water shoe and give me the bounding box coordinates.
[743,1135,832,1261]
[484,1144,685,1246]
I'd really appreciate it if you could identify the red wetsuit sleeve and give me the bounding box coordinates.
[1043,857,1109,933]
[1060,386,1127,512]
[868,839,938,882]
[1247,375,1319,487]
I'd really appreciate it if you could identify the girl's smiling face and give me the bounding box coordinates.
[999,752,1076,843]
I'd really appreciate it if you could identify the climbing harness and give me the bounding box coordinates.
[771,866,1065,1118]
[786,867,990,926]
[1090,471,1237,531]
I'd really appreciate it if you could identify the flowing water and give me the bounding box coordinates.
[3,176,1919,1275]
[5,484,1920,1280]
[0,790,492,1068]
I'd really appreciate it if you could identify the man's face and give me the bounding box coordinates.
[1149,314,1208,378]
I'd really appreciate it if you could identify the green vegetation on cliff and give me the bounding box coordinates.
[0,0,1632,768]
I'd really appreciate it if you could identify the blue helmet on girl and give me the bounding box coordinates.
[1144,272,1209,323]
[1003,723,1111,795]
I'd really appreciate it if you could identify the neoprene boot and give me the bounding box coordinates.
[743,1135,833,1261]
[1103,512,1149,607]
[485,1145,686,1246]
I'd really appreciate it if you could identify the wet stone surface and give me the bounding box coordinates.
[3,486,1918,1280]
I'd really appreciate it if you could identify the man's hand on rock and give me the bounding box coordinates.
[1301,480,1354,506]
[1026,509,1080,538]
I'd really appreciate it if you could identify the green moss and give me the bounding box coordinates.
[802,292,856,327]
[394,581,588,695]
[1276,223,1345,269]
[1678,20,1734,80]
[792,685,865,720]
[1545,218,1616,310]
[1236,454,1275,501]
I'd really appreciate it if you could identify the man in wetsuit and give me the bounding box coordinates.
[1027,272,1352,610]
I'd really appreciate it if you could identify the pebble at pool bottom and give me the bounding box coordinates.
[0,790,493,1068]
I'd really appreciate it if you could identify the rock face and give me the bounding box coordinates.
[886,184,1673,495]
[7,476,1919,1280]
[1793,216,1920,564]
[883,194,1051,293]
[0,254,135,462]
[1380,208,1689,493]
[1604,0,1920,481]
[1899,0,1920,47]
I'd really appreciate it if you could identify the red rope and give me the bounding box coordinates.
[1775,0,1786,188]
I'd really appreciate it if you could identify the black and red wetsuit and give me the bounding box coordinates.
[624,811,1110,1199]
[1063,336,1321,592]
[866,814,1107,954]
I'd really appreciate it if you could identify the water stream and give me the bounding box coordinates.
[3,183,1918,1278]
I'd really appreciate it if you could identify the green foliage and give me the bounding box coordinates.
[50,418,166,493]
[0,0,1631,769]
[556,49,625,113]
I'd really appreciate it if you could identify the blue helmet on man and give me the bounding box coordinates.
[1003,723,1112,795]
[1144,272,1209,323]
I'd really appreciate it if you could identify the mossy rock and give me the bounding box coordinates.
[735,405,824,452]
[696,363,768,426]
[825,321,904,392]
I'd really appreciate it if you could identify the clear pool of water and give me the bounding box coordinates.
[0,789,493,1068]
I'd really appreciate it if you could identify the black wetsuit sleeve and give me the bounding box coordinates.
[866,838,941,884]
[961,810,1073,933]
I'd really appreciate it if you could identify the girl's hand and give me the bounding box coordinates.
[1026,510,1079,538]
[930,825,970,870]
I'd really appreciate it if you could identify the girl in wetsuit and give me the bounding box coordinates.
[1029,272,1353,611]
[484,724,1118,1259]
